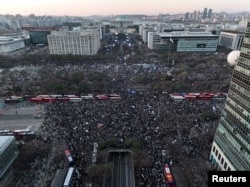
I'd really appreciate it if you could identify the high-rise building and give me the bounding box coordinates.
[203,8,208,19]
[185,12,190,20]
[208,9,213,19]
[209,18,250,171]
[193,11,198,21]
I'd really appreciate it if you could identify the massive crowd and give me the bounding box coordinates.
[0,51,230,187]
[12,91,225,187]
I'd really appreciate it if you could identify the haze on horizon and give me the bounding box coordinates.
[1,0,250,17]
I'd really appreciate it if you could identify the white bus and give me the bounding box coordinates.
[63,167,75,187]
[171,95,185,101]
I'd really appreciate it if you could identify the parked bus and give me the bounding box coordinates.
[4,98,19,104]
[184,94,197,100]
[164,164,174,184]
[95,94,109,100]
[63,167,75,187]
[42,97,57,103]
[81,94,94,100]
[170,95,185,102]
[198,94,212,100]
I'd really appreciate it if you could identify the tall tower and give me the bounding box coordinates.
[203,8,208,19]
[209,18,250,170]
[208,9,213,19]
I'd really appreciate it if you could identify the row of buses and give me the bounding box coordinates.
[169,92,228,101]
[27,94,121,103]
[0,129,35,136]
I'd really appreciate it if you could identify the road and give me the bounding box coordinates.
[104,150,135,187]
[0,104,43,132]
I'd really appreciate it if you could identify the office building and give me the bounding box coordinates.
[208,9,213,19]
[209,18,250,170]
[193,11,199,21]
[148,31,218,52]
[47,30,101,55]
[219,31,245,50]
[0,36,25,54]
[203,8,208,19]
[147,32,160,49]
[110,20,133,33]
[22,27,56,45]
[142,27,155,43]
[0,136,19,178]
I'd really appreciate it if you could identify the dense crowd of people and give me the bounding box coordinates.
[0,49,231,187]
[11,91,225,187]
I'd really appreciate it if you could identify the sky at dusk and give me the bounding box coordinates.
[1,0,250,17]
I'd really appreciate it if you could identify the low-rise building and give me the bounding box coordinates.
[148,31,218,52]
[0,36,25,54]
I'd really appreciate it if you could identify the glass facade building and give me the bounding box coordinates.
[29,31,51,44]
[154,31,218,52]
[209,18,250,171]
[0,136,19,178]
[177,37,218,52]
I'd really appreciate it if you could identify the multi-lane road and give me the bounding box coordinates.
[104,150,135,187]
[0,105,43,132]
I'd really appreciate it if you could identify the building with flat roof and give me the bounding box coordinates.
[0,36,25,54]
[47,30,101,55]
[22,27,56,45]
[147,31,160,50]
[148,31,218,52]
[209,18,250,171]
[0,136,19,178]
[110,20,133,33]
[218,31,245,50]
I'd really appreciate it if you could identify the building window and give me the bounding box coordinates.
[215,150,218,156]
[221,158,224,165]
[218,153,221,160]
[213,146,215,152]
[224,162,227,169]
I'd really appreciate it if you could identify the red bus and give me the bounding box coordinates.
[164,164,174,184]
[185,94,197,100]
[198,93,212,100]
[95,95,109,100]
[42,97,57,103]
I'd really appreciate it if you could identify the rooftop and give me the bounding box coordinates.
[158,31,217,37]
[0,136,15,154]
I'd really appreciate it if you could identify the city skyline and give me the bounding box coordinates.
[1,0,250,17]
